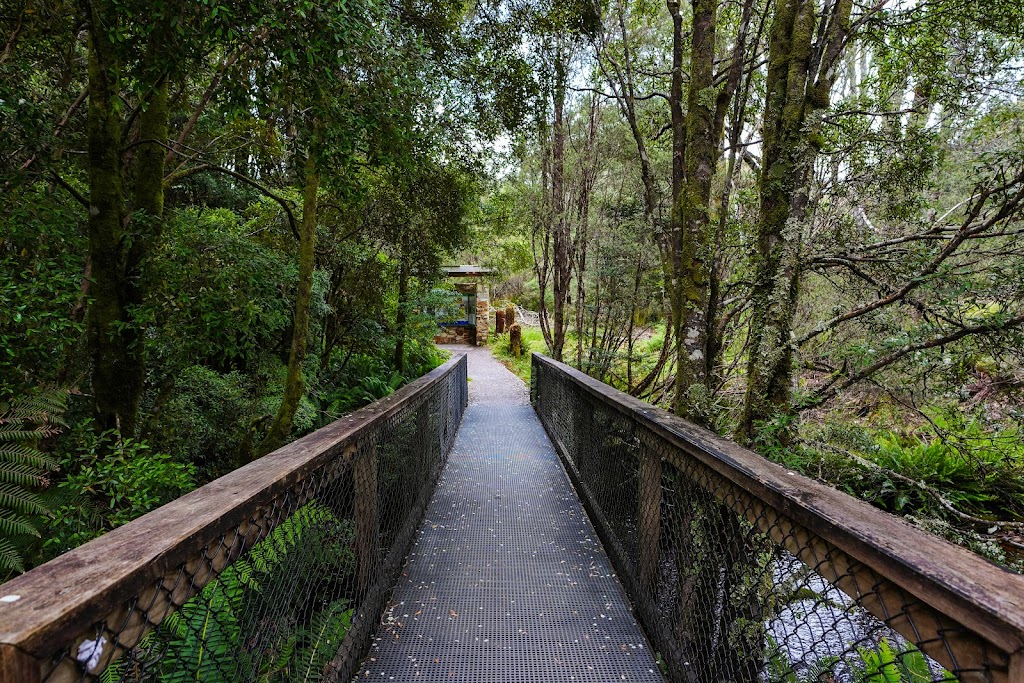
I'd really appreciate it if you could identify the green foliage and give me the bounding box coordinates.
[0,390,64,574]
[868,428,1024,518]
[148,502,355,682]
[158,571,244,682]
[1,0,488,577]
[490,325,543,383]
[398,287,460,375]
[323,371,405,417]
[766,637,940,683]
[45,430,195,554]
[145,208,298,373]
[150,366,258,481]
[764,634,841,683]
[854,639,934,683]
[748,413,801,462]
[778,413,1024,565]
[0,186,87,397]
[810,415,1024,521]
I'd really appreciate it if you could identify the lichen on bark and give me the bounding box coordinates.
[256,149,320,457]
[738,0,854,446]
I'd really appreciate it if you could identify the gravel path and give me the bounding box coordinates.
[357,346,663,682]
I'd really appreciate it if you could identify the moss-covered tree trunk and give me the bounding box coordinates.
[394,247,409,374]
[123,58,169,422]
[665,0,687,420]
[706,0,755,388]
[550,45,570,362]
[669,0,719,422]
[84,16,130,434]
[257,150,319,456]
[84,4,170,437]
[534,118,553,349]
[666,0,754,423]
[738,0,853,445]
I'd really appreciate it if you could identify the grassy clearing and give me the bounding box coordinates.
[489,326,546,384]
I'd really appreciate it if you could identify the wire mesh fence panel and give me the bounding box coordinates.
[0,354,468,683]
[531,353,1024,683]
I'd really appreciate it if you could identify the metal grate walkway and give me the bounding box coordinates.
[358,346,664,682]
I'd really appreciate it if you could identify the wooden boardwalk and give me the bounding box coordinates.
[358,347,663,682]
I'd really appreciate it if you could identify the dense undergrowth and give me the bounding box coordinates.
[491,316,1024,569]
[489,324,543,383]
[0,190,453,579]
[789,413,1024,568]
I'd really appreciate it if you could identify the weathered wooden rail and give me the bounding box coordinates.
[4,348,1022,683]
[531,353,1024,683]
[0,353,467,683]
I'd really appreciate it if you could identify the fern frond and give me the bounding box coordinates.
[0,390,68,423]
[294,600,352,683]
[0,537,25,573]
[0,390,66,574]
[0,461,48,487]
[38,484,86,509]
[0,425,51,442]
[0,509,40,538]
[0,483,49,515]
[0,443,60,470]
[0,407,66,428]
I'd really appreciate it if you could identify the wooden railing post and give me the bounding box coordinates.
[0,644,41,683]
[353,442,380,594]
[1011,653,1024,683]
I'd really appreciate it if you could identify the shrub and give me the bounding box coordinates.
[45,429,196,554]
[150,366,257,480]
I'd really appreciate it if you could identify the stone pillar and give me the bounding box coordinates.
[475,283,489,346]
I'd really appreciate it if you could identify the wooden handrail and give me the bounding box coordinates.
[0,353,466,679]
[532,353,1024,678]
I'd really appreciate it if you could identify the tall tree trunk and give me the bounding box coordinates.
[574,233,587,368]
[573,96,599,368]
[84,5,135,435]
[84,2,173,437]
[257,150,319,456]
[550,44,570,361]
[707,0,758,386]
[394,248,409,374]
[669,0,719,423]
[738,0,853,445]
[533,116,554,350]
[665,0,689,418]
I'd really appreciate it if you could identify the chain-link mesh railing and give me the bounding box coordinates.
[0,354,468,683]
[531,353,1024,683]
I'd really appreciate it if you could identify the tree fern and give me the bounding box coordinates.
[0,389,65,574]
[147,503,353,681]
[158,568,244,683]
[290,599,352,683]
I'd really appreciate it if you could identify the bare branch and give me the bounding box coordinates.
[165,47,248,166]
[153,140,301,240]
[798,172,1024,346]
[804,312,1024,408]
[48,171,89,208]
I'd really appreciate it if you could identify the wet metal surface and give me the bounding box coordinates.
[358,347,664,682]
